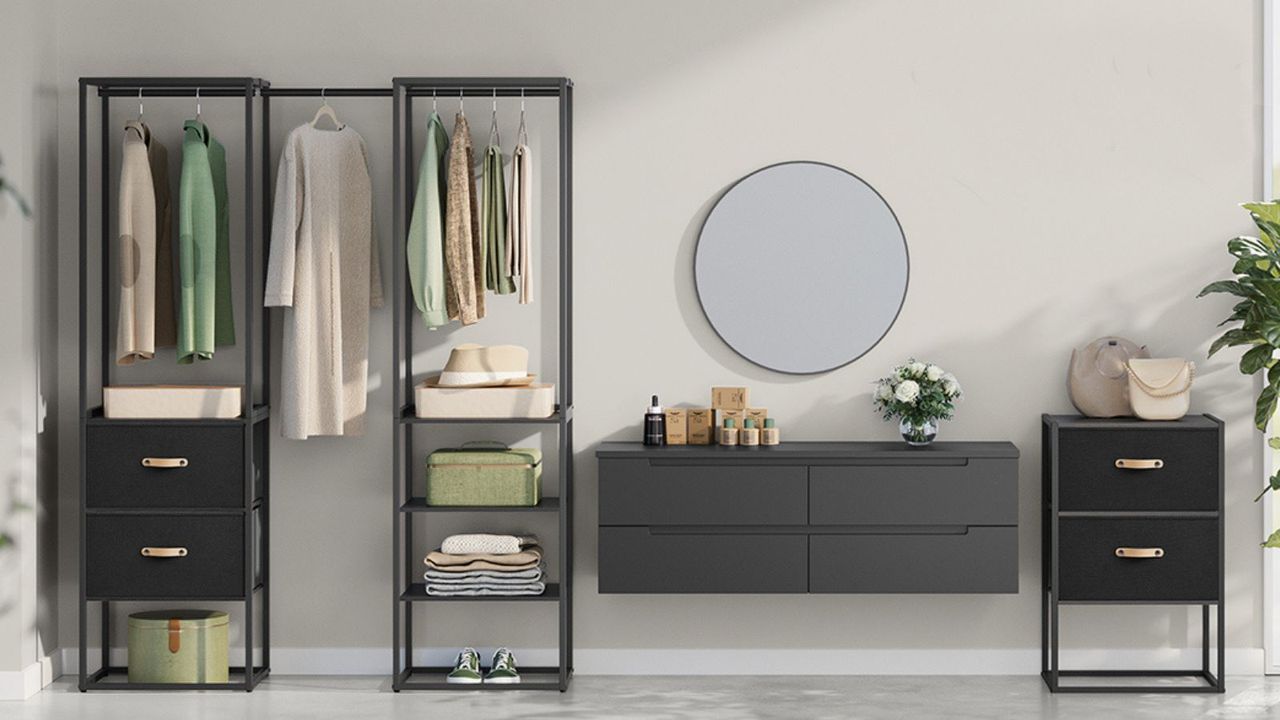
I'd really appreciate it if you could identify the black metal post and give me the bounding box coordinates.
[391,80,404,690]
[77,77,89,692]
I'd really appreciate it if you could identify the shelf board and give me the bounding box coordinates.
[401,582,560,602]
[400,497,559,513]
[395,666,566,691]
[85,404,269,426]
[399,404,571,425]
[87,584,263,603]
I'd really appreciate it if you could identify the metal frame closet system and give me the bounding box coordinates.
[390,77,575,692]
[77,76,271,691]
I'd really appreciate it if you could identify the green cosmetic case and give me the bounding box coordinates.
[127,610,229,684]
[425,443,542,506]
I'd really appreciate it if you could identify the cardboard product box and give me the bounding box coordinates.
[687,408,714,445]
[711,386,749,410]
[664,408,687,445]
[745,408,768,430]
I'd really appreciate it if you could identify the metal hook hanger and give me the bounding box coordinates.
[459,88,465,116]
[489,88,500,147]
[137,88,144,121]
[432,88,438,113]
[195,87,201,120]
[518,87,528,146]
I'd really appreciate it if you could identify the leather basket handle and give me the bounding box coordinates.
[1115,547,1164,558]
[168,618,182,654]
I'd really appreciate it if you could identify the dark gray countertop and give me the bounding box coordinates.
[596,440,1020,459]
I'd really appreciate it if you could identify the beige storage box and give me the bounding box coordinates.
[415,379,555,419]
[104,385,242,419]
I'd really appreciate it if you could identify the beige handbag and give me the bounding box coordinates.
[1125,358,1194,421]
[1068,337,1149,417]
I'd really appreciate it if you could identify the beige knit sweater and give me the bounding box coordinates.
[116,121,157,365]
[266,124,384,439]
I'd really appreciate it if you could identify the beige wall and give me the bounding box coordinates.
[0,0,59,681]
[51,0,1264,667]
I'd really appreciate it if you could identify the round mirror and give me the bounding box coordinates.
[694,161,908,374]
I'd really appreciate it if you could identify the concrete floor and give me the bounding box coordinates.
[3,675,1280,719]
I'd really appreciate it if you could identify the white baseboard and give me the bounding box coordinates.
[0,653,60,700]
[54,646,1266,678]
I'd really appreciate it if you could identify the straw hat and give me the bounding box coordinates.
[428,344,534,388]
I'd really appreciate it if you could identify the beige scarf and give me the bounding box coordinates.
[444,113,485,324]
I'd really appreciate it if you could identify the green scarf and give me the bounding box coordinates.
[481,144,514,295]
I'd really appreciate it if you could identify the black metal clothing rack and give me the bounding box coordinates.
[77,77,271,691]
[390,76,575,692]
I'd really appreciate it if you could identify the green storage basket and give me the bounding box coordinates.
[127,610,229,684]
[426,443,542,506]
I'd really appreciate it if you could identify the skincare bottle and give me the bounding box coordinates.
[761,418,780,446]
[719,417,739,446]
[740,418,760,447]
[644,395,666,446]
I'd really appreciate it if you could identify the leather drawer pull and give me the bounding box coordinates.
[1115,547,1164,558]
[1115,458,1163,470]
[141,457,189,469]
[168,618,182,654]
[140,547,188,558]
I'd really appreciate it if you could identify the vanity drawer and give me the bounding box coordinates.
[1056,427,1218,512]
[598,527,807,593]
[809,527,1017,593]
[86,425,247,509]
[1056,517,1218,602]
[85,514,245,599]
[598,459,807,526]
[809,459,1017,526]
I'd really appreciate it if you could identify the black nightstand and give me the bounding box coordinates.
[1041,414,1224,693]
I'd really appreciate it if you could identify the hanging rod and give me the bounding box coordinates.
[394,76,569,98]
[86,77,266,97]
[262,87,392,97]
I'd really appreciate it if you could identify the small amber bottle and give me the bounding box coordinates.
[761,418,780,446]
[719,418,739,446]
[740,418,760,447]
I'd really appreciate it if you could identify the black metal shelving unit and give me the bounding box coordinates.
[390,77,574,692]
[78,77,271,691]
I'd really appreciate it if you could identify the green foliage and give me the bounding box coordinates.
[1264,529,1280,549]
[1203,201,1280,508]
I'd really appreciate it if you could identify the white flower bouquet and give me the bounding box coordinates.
[873,360,962,445]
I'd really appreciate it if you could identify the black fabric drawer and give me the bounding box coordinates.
[85,514,245,599]
[597,527,807,593]
[809,527,1018,593]
[810,459,1017,526]
[86,425,247,509]
[1057,517,1218,602]
[598,458,807,526]
[1056,427,1218,512]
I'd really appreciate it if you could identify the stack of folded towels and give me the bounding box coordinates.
[424,533,545,597]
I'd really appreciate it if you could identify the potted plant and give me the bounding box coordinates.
[1201,201,1280,546]
[873,360,962,446]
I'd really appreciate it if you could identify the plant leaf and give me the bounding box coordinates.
[1269,436,1280,450]
[1242,344,1274,374]
[1258,383,1279,431]
[1264,529,1280,548]
[1210,328,1260,357]
[1199,280,1250,298]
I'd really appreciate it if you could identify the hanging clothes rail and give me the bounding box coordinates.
[389,76,574,693]
[77,76,271,693]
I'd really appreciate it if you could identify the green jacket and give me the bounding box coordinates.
[407,112,450,328]
[177,120,234,364]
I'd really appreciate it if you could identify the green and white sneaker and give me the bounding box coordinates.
[447,648,483,684]
[486,648,520,684]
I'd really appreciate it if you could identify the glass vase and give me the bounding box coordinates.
[899,418,938,447]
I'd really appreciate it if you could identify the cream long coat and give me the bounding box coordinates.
[266,124,383,439]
